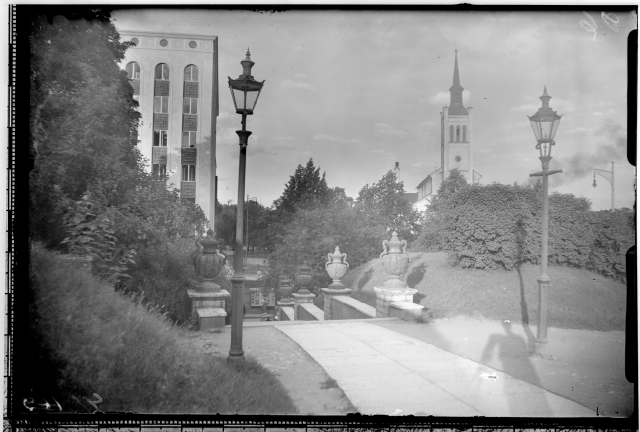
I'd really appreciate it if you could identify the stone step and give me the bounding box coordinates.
[388,301,424,321]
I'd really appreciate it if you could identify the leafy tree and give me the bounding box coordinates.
[27,9,209,318]
[355,171,421,242]
[267,201,385,289]
[412,168,469,252]
[268,159,333,249]
[272,159,332,215]
[29,10,141,246]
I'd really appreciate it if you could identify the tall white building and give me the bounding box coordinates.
[119,31,219,226]
[414,51,481,211]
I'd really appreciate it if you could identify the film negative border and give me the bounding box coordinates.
[6,2,16,423]
[9,415,634,431]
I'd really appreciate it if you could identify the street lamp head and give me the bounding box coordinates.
[528,86,562,155]
[228,48,265,115]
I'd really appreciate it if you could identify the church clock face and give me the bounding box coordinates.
[455,155,462,162]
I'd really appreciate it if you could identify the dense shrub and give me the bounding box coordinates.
[434,184,539,269]
[416,181,634,282]
[589,209,635,281]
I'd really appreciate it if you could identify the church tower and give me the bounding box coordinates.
[413,51,479,211]
[441,50,473,182]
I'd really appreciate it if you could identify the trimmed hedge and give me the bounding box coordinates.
[420,183,633,282]
[589,209,635,281]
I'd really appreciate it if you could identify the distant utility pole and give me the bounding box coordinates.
[593,161,615,210]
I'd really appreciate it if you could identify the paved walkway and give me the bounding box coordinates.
[276,321,598,417]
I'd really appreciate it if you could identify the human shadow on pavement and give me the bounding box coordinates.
[480,320,551,415]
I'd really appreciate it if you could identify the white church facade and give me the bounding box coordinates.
[413,51,481,211]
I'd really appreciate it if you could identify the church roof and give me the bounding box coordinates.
[448,50,468,116]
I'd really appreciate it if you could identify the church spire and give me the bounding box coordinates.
[448,50,468,115]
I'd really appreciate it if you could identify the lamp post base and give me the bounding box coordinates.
[532,339,556,359]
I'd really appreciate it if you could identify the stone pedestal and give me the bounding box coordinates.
[320,287,352,320]
[291,291,316,320]
[187,289,231,330]
[372,286,417,318]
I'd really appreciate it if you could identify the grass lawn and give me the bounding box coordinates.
[341,252,627,332]
[26,244,298,414]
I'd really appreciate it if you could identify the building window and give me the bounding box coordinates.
[183,98,197,114]
[182,65,199,148]
[154,96,169,113]
[463,125,467,142]
[153,131,168,147]
[182,164,196,181]
[184,65,199,82]
[155,63,170,80]
[450,125,454,142]
[182,131,197,147]
[153,164,167,177]
[153,63,170,150]
[126,62,141,80]
[456,125,461,142]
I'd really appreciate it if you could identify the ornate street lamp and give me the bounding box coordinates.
[593,162,615,210]
[528,86,562,358]
[227,49,265,361]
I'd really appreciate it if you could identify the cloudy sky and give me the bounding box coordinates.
[112,8,636,211]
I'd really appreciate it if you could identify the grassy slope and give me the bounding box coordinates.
[29,244,297,414]
[341,252,627,332]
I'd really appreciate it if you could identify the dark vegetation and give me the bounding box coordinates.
[412,169,634,282]
[28,245,297,413]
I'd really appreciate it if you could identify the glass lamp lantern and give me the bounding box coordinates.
[528,86,562,156]
[228,49,265,115]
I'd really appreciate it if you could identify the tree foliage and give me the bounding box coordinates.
[267,201,386,290]
[273,159,332,215]
[28,10,209,319]
[355,171,421,242]
[29,11,142,245]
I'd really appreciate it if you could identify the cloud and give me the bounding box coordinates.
[511,104,539,113]
[312,133,362,144]
[280,79,317,91]
[374,123,407,136]
[564,127,594,134]
[549,121,627,188]
[270,136,294,142]
[293,72,307,79]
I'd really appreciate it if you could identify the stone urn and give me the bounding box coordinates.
[380,231,409,289]
[325,246,349,288]
[194,229,225,292]
[294,261,314,294]
[277,275,294,304]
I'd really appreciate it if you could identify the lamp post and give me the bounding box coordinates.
[528,86,562,358]
[227,49,265,361]
[245,196,257,267]
[593,162,615,210]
